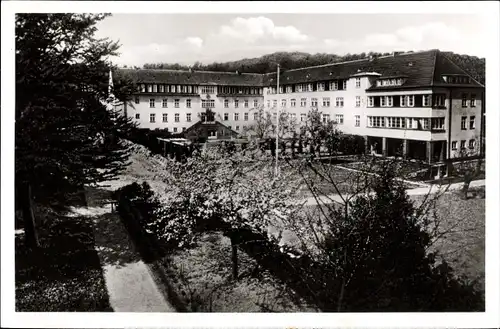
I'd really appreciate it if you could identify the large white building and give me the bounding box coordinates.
[113,49,484,163]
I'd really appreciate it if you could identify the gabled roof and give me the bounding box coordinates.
[113,50,483,90]
[115,68,264,87]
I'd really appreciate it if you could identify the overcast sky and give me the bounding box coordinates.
[94,14,487,67]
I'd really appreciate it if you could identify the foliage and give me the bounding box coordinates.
[16,14,136,246]
[243,105,298,140]
[282,159,483,311]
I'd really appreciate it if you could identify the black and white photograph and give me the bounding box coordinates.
[1,1,499,328]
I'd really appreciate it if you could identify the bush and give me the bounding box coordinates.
[309,162,484,311]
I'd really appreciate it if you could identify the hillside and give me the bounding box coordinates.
[140,50,485,85]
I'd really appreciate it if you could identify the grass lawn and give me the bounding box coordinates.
[161,232,316,312]
[15,204,112,312]
[411,187,485,293]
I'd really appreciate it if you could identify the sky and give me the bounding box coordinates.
[96,13,487,67]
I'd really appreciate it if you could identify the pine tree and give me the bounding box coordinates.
[15,14,135,248]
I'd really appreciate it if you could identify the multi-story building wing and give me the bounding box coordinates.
[113,49,484,163]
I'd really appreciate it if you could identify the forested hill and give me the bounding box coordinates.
[140,50,485,85]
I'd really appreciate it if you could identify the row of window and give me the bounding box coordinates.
[224,99,260,108]
[367,116,446,130]
[267,97,347,108]
[367,94,444,108]
[217,86,263,95]
[268,79,350,95]
[141,113,190,123]
[461,93,477,107]
[461,116,476,130]
[451,139,476,150]
[142,97,262,109]
[375,78,405,87]
[138,84,199,94]
[443,75,471,84]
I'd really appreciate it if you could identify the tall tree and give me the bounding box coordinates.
[15,14,134,247]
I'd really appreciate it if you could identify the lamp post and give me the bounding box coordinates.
[275,64,280,177]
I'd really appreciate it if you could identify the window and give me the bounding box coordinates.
[322,114,330,123]
[422,118,429,130]
[368,116,385,128]
[279,86,284,94]
[307,83,313,92]
[286,86,293,93]
[253,113,258,120]
[244,100,249,108]
[355,96,361,107]
[422,95,431,107]
[174,113,180,122]
[267,100,270,108]
[182,127,186,132]
[387,117,406,129]
[281,99,286,108]
[173,127,177,133]
[431,117,445,130]
[387,96,393,107]
[160,113,167,122]
[462,93,468,107]
[335,114,344,124]
[329,81,338,91]
[174,99,180,108]
[134,97,140,104]
[147,84,152,93]
[300,98,307,107]
[254,100,258,108]
[469,116,476,129]
[140,84,146,92]
[150,113,155,123]
[296,84,303,92]
[201,86,215,94]
[234,126,239,131]
[186,113,191,122]
[368,96,374,107]
[451,141,457,150]
[149,99,155,108]
[244,113,248,121]
[433,94,445,107]
[176,85,181,93]
[153,84,157,93]
[235,100,239,108]
[335,97,344,107]
[471,94,476,107]
[342,80,347,90]
[469,139,476,149]
[461,116,467,130]
[234,113,239,121]
[400,96,406,107]
[291,99,296,107]
[311,98,318,107]
[355,115,360,127]
[224,99,229,108]
[301,113,306,122]
[317,82,325,91]
[186,99,191,108]
[380,96,386,107]
[355,78,361,88]
[273,100,277,108]
[224,113,229,121]
[460,140,466,149]
[322,97,330,107]
[408,95,415,107]
[162,99,168,108]
[135,113,140,119]
[201,99,215,108]
[181,85,187,93]
[187,86,192,93]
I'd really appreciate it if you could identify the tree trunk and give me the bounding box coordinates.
[230,234,238,280]
[20,183,40,248]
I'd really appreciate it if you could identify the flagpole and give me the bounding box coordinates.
[275,64,280,177]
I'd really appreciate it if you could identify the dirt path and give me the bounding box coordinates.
[69,186,176,312]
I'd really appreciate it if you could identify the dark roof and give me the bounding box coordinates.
[114,50,483,90]
[115,68,264,87]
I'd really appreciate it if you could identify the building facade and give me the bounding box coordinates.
[113,49,484,163]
